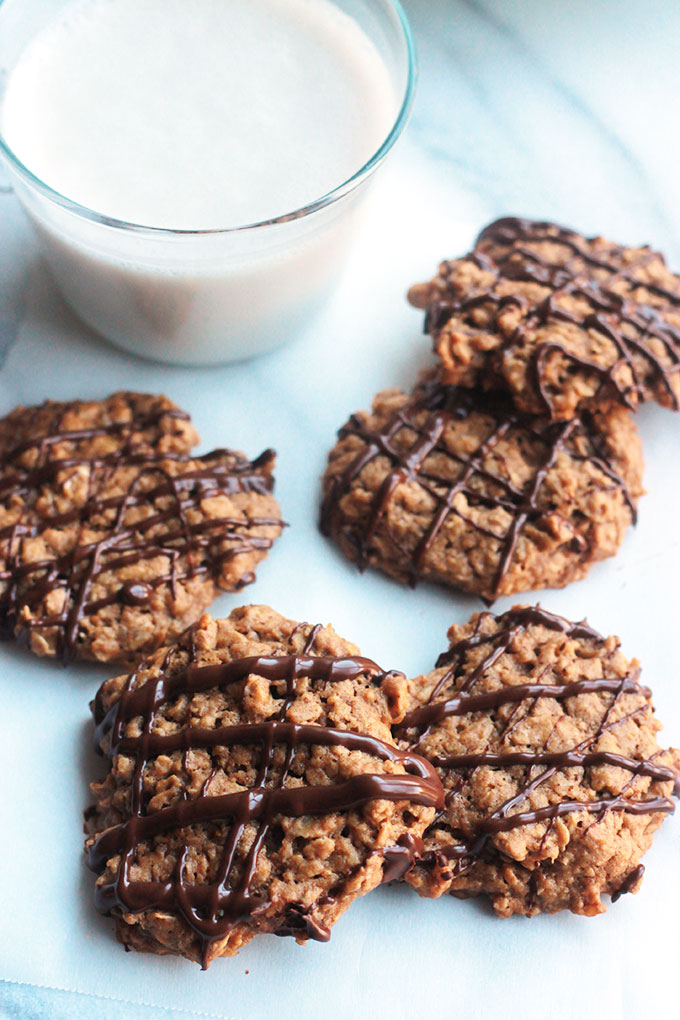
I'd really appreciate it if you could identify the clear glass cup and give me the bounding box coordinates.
[0,0,416,365]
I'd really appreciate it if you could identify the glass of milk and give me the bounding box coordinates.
[0,0,415,364]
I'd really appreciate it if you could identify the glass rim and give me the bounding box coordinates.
[0,0,417,237]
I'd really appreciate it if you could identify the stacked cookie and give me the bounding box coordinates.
[321,217,680,600]
[416,217,680,418]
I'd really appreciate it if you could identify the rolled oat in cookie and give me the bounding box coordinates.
[395,605,679,917]
[85,605,444,967]
[0,392,283,665]
[320,373,643,602]
[409,217,680,419]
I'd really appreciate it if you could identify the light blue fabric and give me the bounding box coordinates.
[0,981,235,1020]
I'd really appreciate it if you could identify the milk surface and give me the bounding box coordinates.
[1,0,397,228]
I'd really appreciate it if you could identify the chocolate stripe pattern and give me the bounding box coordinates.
[88,627,444,966]
[423,217,680,416]
[0,402,281,661]
[396,606,677,883]
[321,381,635,600]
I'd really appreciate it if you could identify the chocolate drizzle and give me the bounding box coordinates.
[0,403,281,662]
[396,606,677,889]
[380,833,425,885]
[87,625,444,966]
[424,216,680,416]
[320,380,635,600]
[611,863,645,902]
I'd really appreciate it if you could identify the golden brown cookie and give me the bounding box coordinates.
[0,392,283,664]
[408,217,680,419]
[320,374,643,601]
[396,605,680,916]
[85,605,444,966]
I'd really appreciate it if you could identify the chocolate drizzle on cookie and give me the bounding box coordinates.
[0,403,281,662]
[88,624,444,967]
[320,380,635,600]
[611,863,645,902]
[477,217,680,309]
[396,606,677,884]
[421,216,680,416]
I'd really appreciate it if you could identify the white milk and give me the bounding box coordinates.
[0,0,406,362]
[2,0,397,230]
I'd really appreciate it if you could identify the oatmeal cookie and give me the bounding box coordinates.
[396,605,680,916]
[408,217,680,419]
[85,605,444,966]
[320,374,643,602]
[0,392,283,664]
